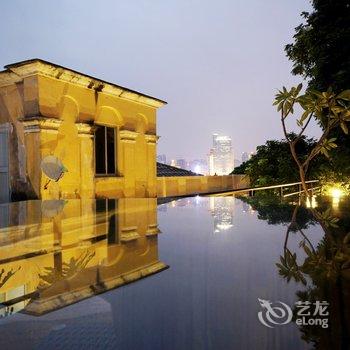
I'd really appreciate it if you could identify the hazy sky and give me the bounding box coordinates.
[0,0,316,161]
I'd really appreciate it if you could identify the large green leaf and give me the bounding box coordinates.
[337,90,350,101]
[340,122,349,134]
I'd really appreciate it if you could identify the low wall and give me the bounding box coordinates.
[157,175,249,198]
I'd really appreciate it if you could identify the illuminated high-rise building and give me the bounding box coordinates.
[189,159,208,174]
[176,158,187,169]
[241,152,249,163]
[157,154,167,164]
[209,134,234,175]
[208,149,215,175]
[234,158,241,168]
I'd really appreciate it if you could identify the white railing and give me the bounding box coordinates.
[206,180,319,197]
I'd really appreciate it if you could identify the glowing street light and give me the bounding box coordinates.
[329,186,344,207]
[331,188,343,199]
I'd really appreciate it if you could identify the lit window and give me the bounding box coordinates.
[95,126,116,175]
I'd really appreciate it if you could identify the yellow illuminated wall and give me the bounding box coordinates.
[0,59,166,200]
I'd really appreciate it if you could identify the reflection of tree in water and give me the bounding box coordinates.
[39,250,95,289]
[0,267,21,289]
[287,209,349,348]
[244,194,350,349]
[0,267,21,318]
[240,193,316,230]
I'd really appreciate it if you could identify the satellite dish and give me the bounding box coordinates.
[40,155,68,189]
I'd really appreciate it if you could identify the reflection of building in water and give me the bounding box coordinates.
[166,196,208,209]
[241,201,250,213]
[209,197,234,233]
[0,199,167,316]
[241,201,255,214]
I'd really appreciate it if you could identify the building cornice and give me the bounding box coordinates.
[76,123,94,136]
[20,117,62,133]
[119,130,138,142]
[19,117,95,137]
[145,134,159,144]
[146,223,161,236]
[120,226,140,242]
[0,59,167,109]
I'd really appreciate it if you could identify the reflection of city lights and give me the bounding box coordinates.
[211,197,234,233]
[209,197,215,211]
[216,223,233,230]
[242,202,255,214]
[306,196,317,208]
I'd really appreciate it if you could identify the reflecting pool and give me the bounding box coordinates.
[0,196,349,349]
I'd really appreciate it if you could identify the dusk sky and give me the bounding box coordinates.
[0,0,317,161]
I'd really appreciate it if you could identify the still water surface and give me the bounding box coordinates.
[0,196,348,349]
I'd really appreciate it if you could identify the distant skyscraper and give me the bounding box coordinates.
[208,149,215,175]
[249,151,256,159]
[189,159,208,174]
[157,154,167,164]
[234,158,241,168]
[209,134,234,175]
[241,152,249,163]
[176,158,187,169]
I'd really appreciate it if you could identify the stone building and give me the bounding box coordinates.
[0,59,166,202]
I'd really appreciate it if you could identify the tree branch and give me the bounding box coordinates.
[295,113,313,141]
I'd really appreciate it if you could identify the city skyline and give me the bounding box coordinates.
[158,132,257,163]
[157,133,256,175]
[158,132,253,175]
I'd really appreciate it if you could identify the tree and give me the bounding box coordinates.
[232,133,325,187]
[274,85,350,196]
[285,0,350,92]
[285,1,350,181]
